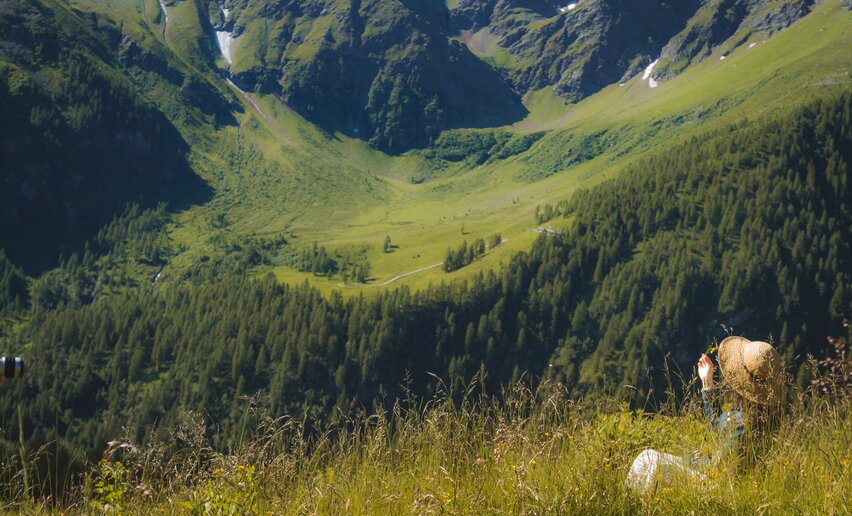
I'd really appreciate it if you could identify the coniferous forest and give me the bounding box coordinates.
[1,92,848,477]
[1,0,851,510]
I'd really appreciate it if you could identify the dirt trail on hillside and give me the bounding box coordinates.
[381,262,443,286]
[227,80,274,126]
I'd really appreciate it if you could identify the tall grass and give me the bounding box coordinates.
[2,367,849,514]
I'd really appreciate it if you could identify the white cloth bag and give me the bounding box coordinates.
[626,449,707,493]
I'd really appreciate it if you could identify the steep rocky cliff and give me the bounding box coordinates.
[471,0,701,99]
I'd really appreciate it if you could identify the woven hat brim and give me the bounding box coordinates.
[718,336,784,405]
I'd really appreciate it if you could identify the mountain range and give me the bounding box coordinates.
[0,0,849,480]
[217,0,817,149]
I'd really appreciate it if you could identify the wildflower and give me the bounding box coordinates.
[544,432,550,437]
[841,458,849,466]
[212,468,224,478]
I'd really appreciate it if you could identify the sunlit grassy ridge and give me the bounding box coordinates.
[6,373,848,514]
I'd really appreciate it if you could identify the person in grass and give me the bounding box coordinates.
[626,336,785,493]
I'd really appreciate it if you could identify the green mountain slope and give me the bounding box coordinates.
[0,1,849,499]
[0,0,212,273]
[212,0,821,149]
[4,91,848,467]
[268,0,852,292]
[2,0,848,286]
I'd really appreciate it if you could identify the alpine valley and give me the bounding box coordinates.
[0,0,850,508]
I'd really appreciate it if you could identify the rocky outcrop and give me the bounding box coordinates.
[744,0,813,32]
[658,0,816,78]
[226,0,524,152]
[485,0,701,100]
[449,0,500,32]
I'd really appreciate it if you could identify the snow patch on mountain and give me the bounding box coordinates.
[642,58,660,88]
[158,0,168,24]
[642,58,659,80]
[216,31,235,65]
[215,2,237,66]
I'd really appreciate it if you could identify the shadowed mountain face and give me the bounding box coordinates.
[657,0,817,77]
[220,0,815,147]
[220,0,527,152]
[0,1,211,273]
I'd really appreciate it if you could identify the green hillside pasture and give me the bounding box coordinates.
[168,1,851,294]
[63,0,162,47]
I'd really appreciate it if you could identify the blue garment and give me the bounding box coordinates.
[703,389,745,438]
[689,389,745,466]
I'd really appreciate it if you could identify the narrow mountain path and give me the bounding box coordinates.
[226,79,274,126]
[381,262,443,286]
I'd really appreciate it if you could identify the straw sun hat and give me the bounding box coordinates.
[717,336,785,405]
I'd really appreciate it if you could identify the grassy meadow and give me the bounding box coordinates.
[4,368,848,514]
